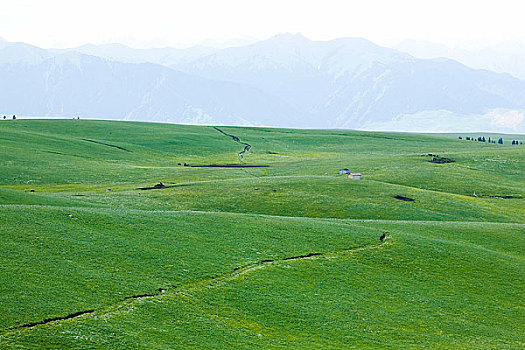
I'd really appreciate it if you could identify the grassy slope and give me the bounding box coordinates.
[0,119,523,349]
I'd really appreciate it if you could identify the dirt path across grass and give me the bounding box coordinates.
[1,203,524,226]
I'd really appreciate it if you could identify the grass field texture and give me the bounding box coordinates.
[0,119,523,349]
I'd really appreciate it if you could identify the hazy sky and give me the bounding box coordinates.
[1,0,524,49]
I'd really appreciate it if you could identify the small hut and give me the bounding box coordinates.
[348,173,362,180]
[339,169,350,175]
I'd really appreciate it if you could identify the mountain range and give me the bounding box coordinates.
[1,34,524,132]
[394,39,525,81]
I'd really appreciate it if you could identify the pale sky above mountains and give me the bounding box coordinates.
[1,0,524,49]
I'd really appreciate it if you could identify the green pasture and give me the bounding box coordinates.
[0,119,523,348]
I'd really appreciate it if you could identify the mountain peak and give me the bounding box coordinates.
[76,42,132,50]
[269,32,309,42]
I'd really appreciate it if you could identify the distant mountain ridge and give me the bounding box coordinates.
[394,38,525,81]
[1,34,524,132]
[0,50,299,126]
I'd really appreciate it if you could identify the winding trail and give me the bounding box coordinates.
[1,203,524,226]
[2,236,391,335]
[213,127,251,161]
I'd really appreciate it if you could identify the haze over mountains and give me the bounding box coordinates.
[394,39,525,81]
[1,34,524,132]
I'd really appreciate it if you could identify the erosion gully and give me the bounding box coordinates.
[3,236,391,334]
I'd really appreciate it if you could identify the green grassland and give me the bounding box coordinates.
[0,119,524,349]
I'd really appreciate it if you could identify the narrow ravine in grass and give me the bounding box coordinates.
[16,310,94,329]
[2,235,391,334]
[213,126,252,161]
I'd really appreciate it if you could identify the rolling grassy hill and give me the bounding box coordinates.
[0,119,523,349]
